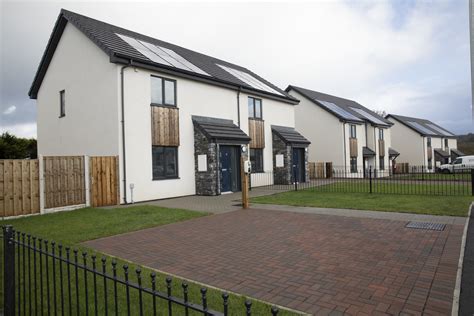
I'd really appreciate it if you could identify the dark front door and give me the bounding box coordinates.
[292,148,305,183]
[219,146,241,193]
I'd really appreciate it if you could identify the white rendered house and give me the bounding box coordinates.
[30,10,309,204]
[286,86,397,176]
[386,114,461,170]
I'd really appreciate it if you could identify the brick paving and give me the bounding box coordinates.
[84,209,464,315]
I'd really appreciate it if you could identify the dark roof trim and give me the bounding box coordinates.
[363,146,376,157]
[271,125,310,147]
[192,116,250,144]
[388,148,400,158]
[434,148,450,158]
[385,114,457,138]
[451,148,464,156]
[29,10,299,105]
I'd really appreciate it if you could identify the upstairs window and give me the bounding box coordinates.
[59,90,66,117]
[350,125,356,138]
[151,76,176,106]
[379,128,384,140]
[444,138,448,148]
[427,137,431,147]
[248,97,262,119]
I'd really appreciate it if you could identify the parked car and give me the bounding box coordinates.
[438,155,474,173]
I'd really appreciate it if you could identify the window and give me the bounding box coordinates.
[152,146,178,179]
[428,158,432,170]
[151,76,176,106]
[427,137,431,147]
[379,156,385,170]
[350,157,357,173]
[59,90,65,117]
[350,125,356,138]
[250,149,263,172]
[379,129,384,140]
[444,138,448,148]
[248,97,262,119]
[453,158,462,165]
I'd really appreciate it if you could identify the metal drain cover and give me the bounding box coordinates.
[406,221,446,231]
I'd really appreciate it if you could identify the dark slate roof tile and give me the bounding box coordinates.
[386,114,456,138]
[192,116,250,143]
[271,125,310,147]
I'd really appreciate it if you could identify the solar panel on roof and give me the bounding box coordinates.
[316,100,363,122]
[116,33,210,76]
[350,107,387,125]
[217,64,283,96]
[406,121,435,135]
[426,124,454,136]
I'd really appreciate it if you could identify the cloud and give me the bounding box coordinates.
[0,122,37,138]
[3,105,16,115]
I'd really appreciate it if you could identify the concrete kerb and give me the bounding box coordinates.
[452,202,472,316]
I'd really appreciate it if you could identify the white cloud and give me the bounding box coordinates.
[0,123,37,138]
[3,105,16,115]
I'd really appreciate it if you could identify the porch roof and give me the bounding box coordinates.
[271,125,310,147]
[192,116,250,144]
[434,148,450,158]
[363,147,376,157]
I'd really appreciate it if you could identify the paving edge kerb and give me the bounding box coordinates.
[451,202,473,316]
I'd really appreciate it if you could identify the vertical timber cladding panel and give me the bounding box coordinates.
[249,119,265,149]
[43,156,85,209]
[378,139,385,157]
[349,138,358,157]
[90,156,119,207]
[0,160,39,217]
[151,106,180,146]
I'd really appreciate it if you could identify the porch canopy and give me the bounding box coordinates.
[434,148,450,158]
[388,147,400,158]
[451,148,464,158]
[271,125,310,147]
[363,146,376,157]
[192,116,250,144]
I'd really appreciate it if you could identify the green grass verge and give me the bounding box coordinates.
[394,173,470,181]
[252,184,473,216]
[1,206,299,315]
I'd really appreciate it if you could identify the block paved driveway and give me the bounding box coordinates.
[85,209,464,315]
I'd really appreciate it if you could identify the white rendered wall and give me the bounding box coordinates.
[289,89,345,166]
[387,118,424,166]
[37,23,120,157]
[121,68,295,202]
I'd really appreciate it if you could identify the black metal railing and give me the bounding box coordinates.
[2,226,281,316]
[249,166,473,196]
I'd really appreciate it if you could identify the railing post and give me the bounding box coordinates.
[3,225,15,316]
[369,166,373,194]
[471,169,474,196]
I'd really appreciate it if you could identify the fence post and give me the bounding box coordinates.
[293,165,298,191]
[369,166,372,194]
[421,165,424,181]
[471,169,474,196]
[39,154,45,214]
[3,225,15,316]
[84,156,91,206]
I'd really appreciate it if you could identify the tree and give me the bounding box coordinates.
[0,132,37,159]
[374,110,387,118]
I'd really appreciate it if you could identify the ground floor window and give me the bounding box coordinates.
[152,146,178,179]
[350,157,357,173]
[379,156,385,170]
[428,158,432,170]
[250,148,264,173]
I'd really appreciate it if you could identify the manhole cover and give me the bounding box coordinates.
[406,221,446,231]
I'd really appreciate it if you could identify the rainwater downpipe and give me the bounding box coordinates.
[236,87,242,127]
[121,62,132,204]
[343,123,347,172]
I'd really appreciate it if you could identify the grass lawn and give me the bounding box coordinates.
[1,206,298,315]
[252,185,473,216]
[394,172,471,181]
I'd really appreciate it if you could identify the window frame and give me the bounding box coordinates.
[248,97,263,119]
[444,138,448,148]
[250,148,264,173]
[150,75,177,107]
[379,128,384,140]
[427,137,431,147]
[350,157,357,173]
[59,90,66,118]
[379,156,385,170]
[152,146,179,180]
[350,125,357,138]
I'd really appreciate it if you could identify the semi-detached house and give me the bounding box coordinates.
[286,86,398,176]
[386,114,461,170]
[29,9,310,204]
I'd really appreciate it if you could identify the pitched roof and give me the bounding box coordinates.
[29,9,298,104]
[271,125,310,147]
[192,116,250,144]
[434,148,450,158]
[363,146,376,157]
[286,85,392,126]
[386,114,456,138]
[388,148,400,157]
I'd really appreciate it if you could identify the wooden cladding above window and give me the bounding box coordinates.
[249,119,265,149]
[151,106,180,146]
[378,139,385,157]
[349,138,358,157]
[427,146,433,159]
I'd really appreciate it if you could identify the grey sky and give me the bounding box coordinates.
[0,0,472,137]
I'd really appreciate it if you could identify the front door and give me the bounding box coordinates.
[292,148,305,183]
[219,146,241,193]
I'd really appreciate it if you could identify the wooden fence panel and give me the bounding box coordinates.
[90,156,119,207]
[0,160,40,217]
[44,156,85,209]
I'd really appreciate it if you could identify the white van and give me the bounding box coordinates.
[439,155,474,173]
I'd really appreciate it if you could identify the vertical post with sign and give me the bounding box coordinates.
[241,156,249,209]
